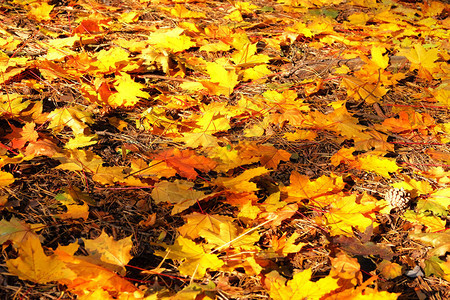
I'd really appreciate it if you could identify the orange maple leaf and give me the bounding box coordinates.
[283,171,345,201]
[153,148,217,179]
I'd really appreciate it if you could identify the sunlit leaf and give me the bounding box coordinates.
[83,231,133,274]
[6,236,76,284]
[154,236,224,278]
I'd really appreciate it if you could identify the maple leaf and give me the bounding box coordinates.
[83,231,133,275]
[5,122,38,149]
[24,138,60,157]
[147,27,195,53]
[330,252,362,281]
[54,243,139,295]
[28,2,54,21]
[380,110,436,134]
[0,217,43,247]
[354,130,394,152]
[57,203,89,220]
[107,72,150,107]
[154,236,224,278]
[259,146,291,169]
[178,212,234,239]
[315,106,368,139]
[357,155,400,178]
[370,46,389,70]
[165,4,206,18]
[410,230,450,257]
[215,167,269,193]
[175,132,219,148]
[416,188,450,217]
[391,176,434,196]
[153,148,217,180]
[130,158,177,179]
[64,133,98,149]
[237,200,261,220]
[92,166,127,185]
[91,47,132,74]
[0,93,30,117]
[265,269,340,300]
[322,193,378,237]
[283,172,345,201]
[404,44,439,72]
[198,221,260,250]
[230,42,270,66]
[193,102,231,133]
[6,236,77,284]
[270,232,307,256]
[0,170,15,188]
[403,210,446,233]
[54,149,103,173]
[47,106,93,135]
[331,147,356,167]
[204,60,239,96]
[151,180,206,215]
[341,76,387,104]
[378,260,402,280]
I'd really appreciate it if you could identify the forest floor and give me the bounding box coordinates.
[0,0,449,299]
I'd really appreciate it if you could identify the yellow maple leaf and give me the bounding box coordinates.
[91,47,131,73]
[242,64,272,81]
[57,202,89,221]
[108,72,149,107]
[147,27,195,53]
[323,193,378,236]
[403,210,446,233]
[83,231,133,275]
[271,232,307,256]
[6,236,76,284]
[283,172,345,201]
[357,155,400,178]
[151,180,206,215]
[194,102,231,133]
[175,132,219,148]
[198,221,260,250]
[47,106,93,135]
[265,269,340,300]
[371,46,389,70]
[154,236,224,278]
[237,201,261,219]
[284,129,317,141]
[28,2,54,22]
[405,44,439,71]
[391,176,434,195]
[199,41,232,52]
[167,4,206,18]
[204,61,239,96]
[215,167,269,192]
[230,43,270,66]
[54,243,138,295]
[0,217,42,247]
[341,76,387,104]
[54,149,103,173]
[0,170,14,188]
[178,212,234,239]
[64,134,98,149]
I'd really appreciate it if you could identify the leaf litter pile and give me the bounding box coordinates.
[0,0,449,299]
